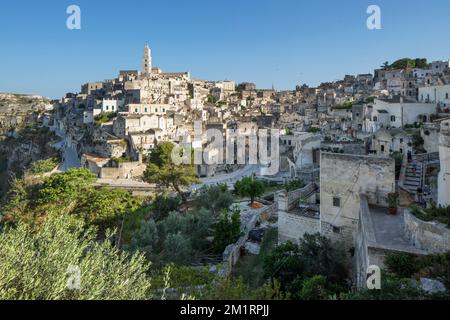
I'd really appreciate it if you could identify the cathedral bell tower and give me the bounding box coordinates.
[142,42,152,75]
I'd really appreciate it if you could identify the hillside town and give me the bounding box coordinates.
[1,44,450,300]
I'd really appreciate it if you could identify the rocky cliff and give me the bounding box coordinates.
[0,93,57,198]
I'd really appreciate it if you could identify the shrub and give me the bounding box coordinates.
[384,252,420,278]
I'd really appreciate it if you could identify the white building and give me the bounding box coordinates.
[430,60,450,75]
[418,84,450,109]
[127,103,175,115]
[371,128,413,157]
[101,98,124,113]
[364,97,437,132]
[438,120,450,207]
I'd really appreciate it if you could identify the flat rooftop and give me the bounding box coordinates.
[369,206,411,248]
[368,206,425,254]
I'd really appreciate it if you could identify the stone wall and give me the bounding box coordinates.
[404,210,450,254]
[278,212,319,244]
[100,161,146,179]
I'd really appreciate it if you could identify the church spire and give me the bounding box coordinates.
[142,43,152,75]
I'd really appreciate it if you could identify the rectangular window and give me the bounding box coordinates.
[333,197,341,207]
[332,226,341,234]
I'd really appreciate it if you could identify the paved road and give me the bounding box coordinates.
[58,144,81,172]
[51,130,81,173]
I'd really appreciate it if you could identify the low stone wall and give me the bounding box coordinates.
[404,210,450,254]
[100,161,146,179]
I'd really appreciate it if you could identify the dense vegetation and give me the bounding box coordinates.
[94,112,117,125]
[0,215,151,300]
[284,179,305,192]
[332,101,353,110]
[410,205,450,228]
[28,156,61,175]
[382,58,429,70]
[2,169,141,235]
[124,184,239,267]
[263,234,349,299]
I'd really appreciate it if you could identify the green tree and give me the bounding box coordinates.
[162,233,193,265]
[412,132,424,148]
[128,219,159,261]
[263,234,349,298]
[234,176,265,205]
[194,184,234,215]
[38,168,96,204]
[384,252,421,279]
[381,61,390,70]
[212,206,241,253]
[144,142,199,202]
[151,195,181,221]
[299,275,331,300]
[0,215,151,300]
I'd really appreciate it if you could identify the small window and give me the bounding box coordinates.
[106,106,109,111]
[381,145,385,152]
[391,116,396,122]
[135,108,138,113]
[332,226,341,234]
[144,108,148,112]
[400,138,403,143]
[333,197,341,207]
[446,93,449,99]
[373,116,378,122]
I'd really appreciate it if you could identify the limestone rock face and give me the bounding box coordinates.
[0,93,56,195]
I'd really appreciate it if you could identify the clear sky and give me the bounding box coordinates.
[1,0,450,98]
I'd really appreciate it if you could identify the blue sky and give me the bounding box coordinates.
[1,0,450,98]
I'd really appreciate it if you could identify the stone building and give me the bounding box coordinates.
[277,184,320,244]
[320,152,395,249]
[438,119,450,206]
[371,128,413,157]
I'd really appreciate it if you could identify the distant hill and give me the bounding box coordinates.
[0,93,52,113]
[381,58,429,71]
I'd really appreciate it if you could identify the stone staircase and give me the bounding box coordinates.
[403,162,423,194]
